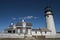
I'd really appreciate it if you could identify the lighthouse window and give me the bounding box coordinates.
[47,15,49,17]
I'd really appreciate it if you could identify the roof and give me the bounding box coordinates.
[44,6,52,13]
[16,22,22,26]
[40,28,51,32]
[32,29,40,31]
[16,22,32,26]
[9,25,13,27]
[32,28,51,32]
[56,32,60,33]
[4,28,13,31]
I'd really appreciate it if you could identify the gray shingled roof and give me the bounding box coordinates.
[32,28,51,32]
[40,28,51,32]
[32,29,40,31]
[16,22,22,26]
[16,22,32,26]
[9,25,13,27]
[56,32,60,33]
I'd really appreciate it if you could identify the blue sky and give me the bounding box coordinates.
[0,0,60,32]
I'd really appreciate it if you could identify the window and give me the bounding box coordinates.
[45,31,47,34]
[8,30,11,33]
[20,29,22,33]
[47,15,49,17]
[13,30,15,33]
[35,31,37,34]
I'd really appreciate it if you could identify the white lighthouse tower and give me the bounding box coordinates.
[45,7,56,35]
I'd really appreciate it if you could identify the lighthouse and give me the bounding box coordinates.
[45,7,56,35]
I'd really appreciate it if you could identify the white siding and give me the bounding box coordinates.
[46,32,51,35]
[23,29,25,33]
[32,31,36,35]
[17,29,20,34]
[28,29,31,35]
[32,31,41,36]
[42,32,45,36]
[46,12,56,35]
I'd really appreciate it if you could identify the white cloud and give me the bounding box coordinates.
[26,16,33,19]
[19,16,38,20]
[12,17,16,20]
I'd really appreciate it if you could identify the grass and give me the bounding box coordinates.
[0,36,60,40]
